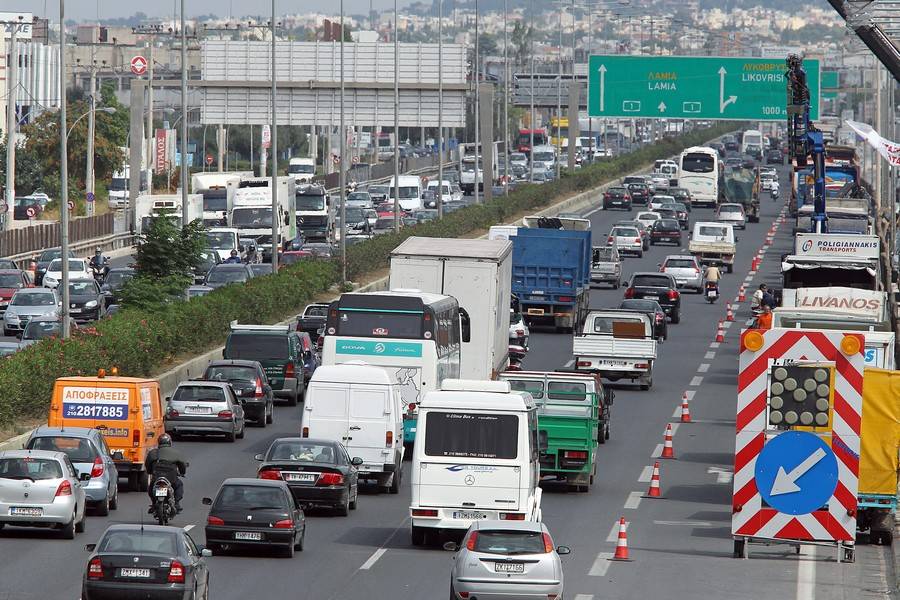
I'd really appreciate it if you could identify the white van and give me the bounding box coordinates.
[389,175,423,211]
[288,157,316,185]
[409,379,542,546]
[302,363,405,493]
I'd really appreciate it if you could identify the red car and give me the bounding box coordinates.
[0,269,32,318]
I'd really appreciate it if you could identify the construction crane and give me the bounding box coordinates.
[786,54,827,233]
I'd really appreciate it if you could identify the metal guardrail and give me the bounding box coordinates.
[6,231,136,264]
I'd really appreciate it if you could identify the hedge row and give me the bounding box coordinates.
[0,123,736,427]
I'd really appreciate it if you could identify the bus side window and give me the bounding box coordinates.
[459,308,471,343]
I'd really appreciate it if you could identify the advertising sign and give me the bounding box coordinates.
[792,287,884,319]
[794,233,879,259]
[155,129,167,172]
[61,387,130,420]
[0,13,33,40]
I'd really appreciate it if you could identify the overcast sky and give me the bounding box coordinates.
[22,1,421,22]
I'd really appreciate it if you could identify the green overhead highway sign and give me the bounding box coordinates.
[587,55,820,121]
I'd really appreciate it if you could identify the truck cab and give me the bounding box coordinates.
[288,157,316,185]
[295,184,332,242]
[688,222,736,272]
[573,310,657,390]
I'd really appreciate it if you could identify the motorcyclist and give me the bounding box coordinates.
[244,244,259,264]
[144,433,187,513]
[751,284,767,311]
[224,249,242,264]
[89,248,109,278]
[771,180,780,199]
[704,265,721,293]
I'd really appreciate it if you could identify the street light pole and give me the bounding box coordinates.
[85,67,97,216]
[473,0,480,204]
[59,0,71,339]
[393,0,400,232]
[180,0,188,226]
[556,3,562,181]
[339,0,346,282]
[4,18,20,232]
[437,0,444,217]
[271,1,279,273]
[529,0,534,183]
[503,0,508,195]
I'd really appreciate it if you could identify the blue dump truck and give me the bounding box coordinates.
[490,216,591,333]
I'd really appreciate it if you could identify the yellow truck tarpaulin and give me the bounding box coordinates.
[860,368,900,496]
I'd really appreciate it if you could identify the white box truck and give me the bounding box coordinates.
[389,237,513,379]
[134,194,203,235]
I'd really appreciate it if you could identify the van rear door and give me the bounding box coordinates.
[348,385,391,469]
[304,384,349,444]
[417,462,522,511]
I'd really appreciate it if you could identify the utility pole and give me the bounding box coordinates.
[146,41,154,193]
[180,0,188,226]
[85,67,97,216]
[556,3,562,181]
[393,0,400,232]
[339,0,346,282]
[503,0,508,195]
[529,0,535,183]
[59,0,71,339]
[3,16,24,232]
[438,0,444,217]
[270,1,279,273]
[473,0,480,204]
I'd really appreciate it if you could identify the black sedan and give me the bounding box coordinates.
[82,524,210,600]
[68,280,106,323]
[100,267,134,306]
[203,359,275,426]
[649,218,682,246]
[766,149,784,164]
[204,263,254,289]
[255,437,361,516]
[619,299,668,341]
[624,272,681,324]
[203,478,306,557]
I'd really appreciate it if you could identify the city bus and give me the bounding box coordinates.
[550,116,569,148]
[321,290,470,447]
[678,146,720,208]
[517,129,548,156]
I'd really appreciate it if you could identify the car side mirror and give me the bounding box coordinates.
[112,451,124,460]
[459,308,471,343]
[200,548,213,557]
[79,472,91,482]
[165,396,171,403]
[85,543,97,552]
[442,541,459,552]
[557,545,572,555]
[202,497,213,505]
[351,457,364,466]
[254,453,264,461]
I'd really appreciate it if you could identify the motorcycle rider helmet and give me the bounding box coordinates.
[95,248,102,255]
[158,433,173,447]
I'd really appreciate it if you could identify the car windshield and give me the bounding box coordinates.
[207,267,249,284]
[214,485,287,510]
[296,196,326,211]
[369,186,389,196]
[698,225,729,237]
[28,436,97,463]
[611,228,638,237]
[593,248,614,261]
[206,231,236,250]
[681,152,715,173]
[205,365,258,383]
[232,207,272,227]
[632,275,671,287]
[12,291,55,306]
[592,316,644,333]
[250,264,273,276]
[304,305,328,318]
[655,219,679,230]
[0,457,63,480]
[69,281,96,295]
[0,274,24,288]
[104,271,134,287]
[227,334,289,360]
[375,218,394,229]
[99,530,178,555]
[267,441,337,463]
[48,259,84,272]
[173,385,227,403]
[39,250,63,262]
[665,259,697,269]
[471,530,548,555]
[719,206,742,214]
[289,163,315,174]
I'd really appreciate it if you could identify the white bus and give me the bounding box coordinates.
[741,129,764,157]
[322,290,470,447]
[678,146,720,208]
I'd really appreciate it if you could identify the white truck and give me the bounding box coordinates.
[295,184,332,242]
[288,157,316,185]
[782,233,880,291]
[108,166,150,209]
[573,310,657,390]
[389,175,423,211]
[134,194,203,235]
[389,236,513,379]
[689,221,736,273]
[191,171,250,227]
[231,177,297,258]
[409,379,542,546]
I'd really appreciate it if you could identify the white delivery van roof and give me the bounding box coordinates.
[391,237,512,261]
[420,379,535,412]
[310,363,393,386]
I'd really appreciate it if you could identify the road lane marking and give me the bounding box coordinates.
[360,548,388,570]
[588,553,613,577]
[564,359,574,367]
[690,376,703,386]
[183,524,195,532]
[576,594,597,600]
[709,342,720,349]
[653,520,714,527]
[639,465,653,482]
[672,405,682,418]
[606,521,621,542]
[722,320,733,329]
[684,390,696,400]
[583,206,604,217]
[796,545,816,600]
[744,275,753,283]
[698,363,710,373]
[651,443,663,458]
[624,491,642,509]
[704,351,716,359]
[708,466,733,483]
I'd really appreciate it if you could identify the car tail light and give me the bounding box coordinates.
[284,362,296,379]
[207,515,224,526]
[542,532,555,553]
[218,410,234,419]
[655,313,664,323]
[623,288,635,299]
[274,519,294,529]
[386,431,393,447]
[317,472,344,486]
[668,290,679,300]
[55,480,72,497]
[167,407,180,417]
[607,236,614,243]
[558,296,573,302]
[412,509,438,517]
[87,557,103,580]
[633,237,641,243]
[258,468,282,480]
[576,360,591,367]
[90,457,103,478]
[499,512,526,520]
[635,363,650,369]
[254,378,264,398]
[466,531,478,550]
[563,450,588,459]
[132,429,140,448]
[407,402,417,412]
[301,426,309,438]
[167,561,185,584]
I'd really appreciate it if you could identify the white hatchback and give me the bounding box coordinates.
[716,203,747,230]
[607,226,643,257]
[42,258,92,288]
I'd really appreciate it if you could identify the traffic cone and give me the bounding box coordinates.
[738,286,746,302]
[610,517,633,561]
[726,303,734,322]
[680,393,692,423]
[661,423,676,459]
[715,320,725,343]
[644,462,663,498]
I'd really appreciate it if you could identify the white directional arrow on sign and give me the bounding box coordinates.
[769,447,827,496]
[598,65,607,112]
[718,66,737,112]
[658,101,666,113]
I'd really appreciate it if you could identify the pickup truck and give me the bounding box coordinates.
[294,303,330,336]
[573,310,657,390]
[688,221,736,273]
[590,246,621,289]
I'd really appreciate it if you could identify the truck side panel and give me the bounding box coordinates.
[511,228,591,316]
[859,368,900,496]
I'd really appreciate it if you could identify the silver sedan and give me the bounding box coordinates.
[447,520,570,600]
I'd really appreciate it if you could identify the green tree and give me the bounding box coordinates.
[510,20,534,67]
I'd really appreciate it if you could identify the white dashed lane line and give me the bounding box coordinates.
[360,548,388,570]
[709,342,720,349]
[651,443,664,458]
[690,376,704,386]
[722,320,733,329]
[588,553,613,578]
[704,351,716,359]
[606,520,621,543]
[624,491,643,510]
[697,363,710,373]
[638,465,653,482]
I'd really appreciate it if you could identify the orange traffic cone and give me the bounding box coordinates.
[715,320,725,343]
[726,303,734,322]
[661,423,676,459]
[680,393,692,423]
[750,257,759,272]
[738,286,746,302]
[643,462,663,498]
[610,517,633,561]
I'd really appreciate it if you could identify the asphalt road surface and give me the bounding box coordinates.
[0,161,893,600]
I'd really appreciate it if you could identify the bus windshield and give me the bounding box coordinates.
[336,308,423,339]
[681,152,715,173]
[202,189,228,212]
[424,412,519,459]
[231,207,272,228]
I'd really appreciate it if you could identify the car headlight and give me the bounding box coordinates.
[85,300,98,308]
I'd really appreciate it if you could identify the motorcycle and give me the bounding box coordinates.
[705,281,719,304]
[507,344,527,372]
[150,477,177,526]
[90,261,110,282]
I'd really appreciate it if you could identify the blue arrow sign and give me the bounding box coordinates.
[755,431,838,516]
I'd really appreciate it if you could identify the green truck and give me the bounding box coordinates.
[500,371,611,492]
[720,167,760,222]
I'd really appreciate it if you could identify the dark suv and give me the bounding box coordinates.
[602,186,632,210]
[623,272,681,323]
[626,182,650,205]
[224,324,306,406]
[203,359,275,426]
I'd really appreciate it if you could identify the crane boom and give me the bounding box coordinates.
[786,54,827,233]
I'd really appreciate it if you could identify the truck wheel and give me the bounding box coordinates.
[411,526,426,547]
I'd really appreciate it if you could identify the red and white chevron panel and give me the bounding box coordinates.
[732,328,864,542]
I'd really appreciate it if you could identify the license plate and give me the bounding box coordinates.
[284,473,316,482]
[235,531,263,541]
[185,406,212,414]
[119,568,151,578]
[527,308,544,316]
[453,510,487,520]
[708,290,718,297]
[154,488,168,497]
[495,562,525,573]
[601,360,628,368]
[70,308,82,313]
[9,507,42,517]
